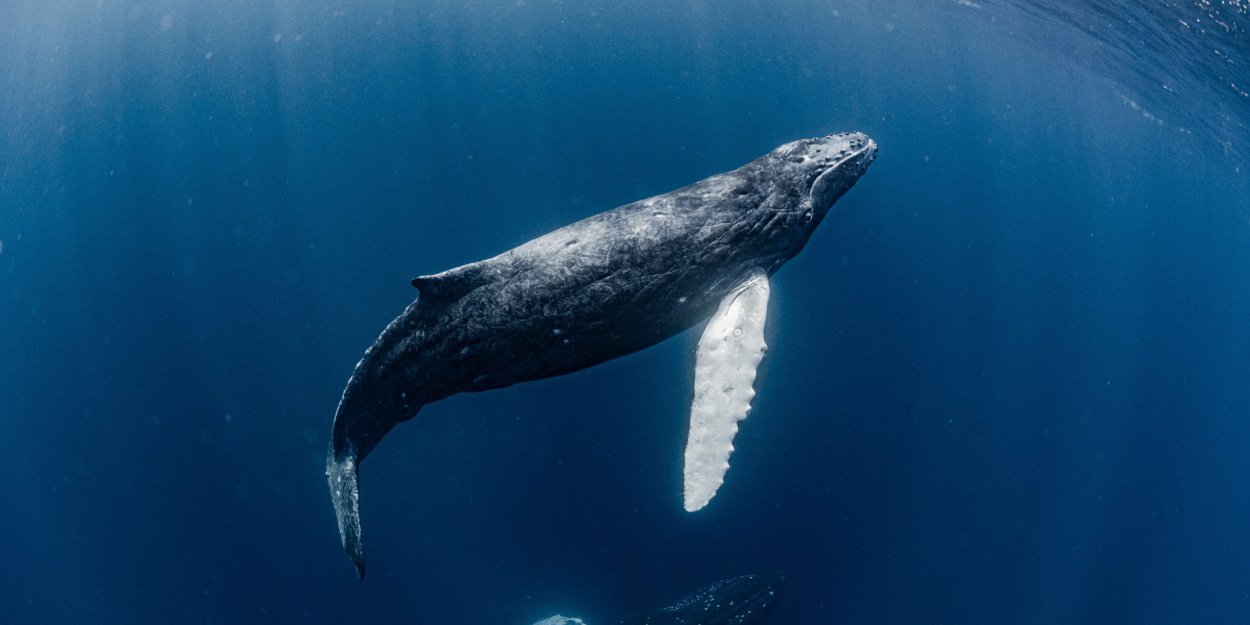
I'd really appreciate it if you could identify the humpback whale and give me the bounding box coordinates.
[532,573,785,625]
[329,133,877,577]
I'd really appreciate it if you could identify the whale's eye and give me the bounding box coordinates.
[800,209,814,225]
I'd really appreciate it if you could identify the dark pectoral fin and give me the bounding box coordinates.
[620,574,785,625]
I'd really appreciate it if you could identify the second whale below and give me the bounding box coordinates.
[533,573,785,625]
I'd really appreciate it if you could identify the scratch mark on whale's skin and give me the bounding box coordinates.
[327,133,878,578]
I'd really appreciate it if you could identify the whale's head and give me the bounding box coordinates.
[695,132,876,280]
[772,132,877,224]
[739,132,876,251]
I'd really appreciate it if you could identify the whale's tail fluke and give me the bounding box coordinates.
[327,390,411,580]
[326,442,366,579]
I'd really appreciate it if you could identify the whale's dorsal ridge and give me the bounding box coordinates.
[410,263,487,303]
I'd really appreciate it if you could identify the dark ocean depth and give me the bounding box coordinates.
[2,1,1249,623]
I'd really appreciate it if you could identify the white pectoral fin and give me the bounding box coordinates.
[683,268,770,512]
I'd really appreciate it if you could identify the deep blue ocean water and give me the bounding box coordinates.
[2,1,1249,623]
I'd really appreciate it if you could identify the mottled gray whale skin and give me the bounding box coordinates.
[328,133,877,578]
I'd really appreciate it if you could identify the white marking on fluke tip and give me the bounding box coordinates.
[684,267,770,512]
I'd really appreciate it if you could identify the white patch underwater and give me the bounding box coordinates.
[683,268,770,512]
